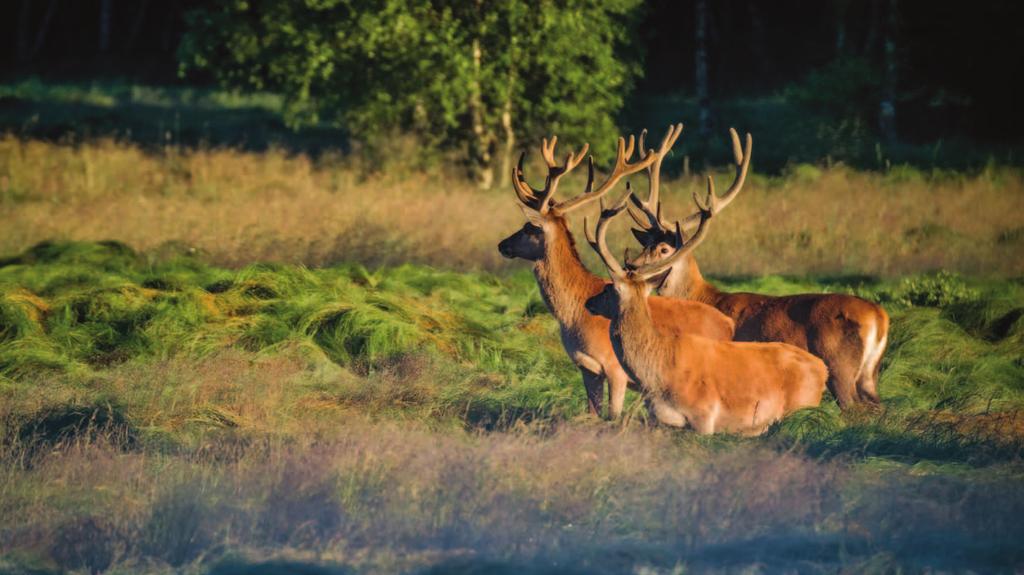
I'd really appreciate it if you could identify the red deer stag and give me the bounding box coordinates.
[626,127,889,408]
[583,187,827,435]
[497,128,735,418]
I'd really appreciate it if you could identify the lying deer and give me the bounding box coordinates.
[626,127,889,408]
[584,186,827,435]
[498,129,734,419]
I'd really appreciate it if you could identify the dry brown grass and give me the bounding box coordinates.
[2,135,1023,275]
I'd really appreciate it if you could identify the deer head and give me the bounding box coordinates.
[625,127,751,272]
[583,181,717,320]
[497,135,656,261]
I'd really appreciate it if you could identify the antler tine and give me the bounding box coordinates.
[583,190,631,279]
[627,123,683,231]
[511,151,541,205]
[584,156,595,193]
[680,127,752,229]
[514,136,590,214]
[634,183,716,281]
[553,135,657,215]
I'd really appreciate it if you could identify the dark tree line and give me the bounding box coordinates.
[2,0,1022,147]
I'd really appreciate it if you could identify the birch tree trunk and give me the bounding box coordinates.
[468,36,495,189]
[498,77,516,188]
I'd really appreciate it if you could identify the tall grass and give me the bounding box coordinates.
[2,136,1023,275]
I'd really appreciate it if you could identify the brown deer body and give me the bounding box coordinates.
[498,132,734,418]
[585,191,827,435]
[627,128,888,408]
[659,259,888,408]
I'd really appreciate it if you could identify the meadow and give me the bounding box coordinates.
[2,115,1024,571]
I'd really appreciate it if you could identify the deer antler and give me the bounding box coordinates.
[627,123,683,231]
[583,192,632,280]
[551,134,657,215]
[511,136,590,214]
[677,128,751,230]
[632,176,718,281]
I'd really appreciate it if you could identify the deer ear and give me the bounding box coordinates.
[631,228,653,246]
[519,204,546,226]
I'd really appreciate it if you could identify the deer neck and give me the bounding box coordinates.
[661,256,722,307]
[611,288,668,393]
[533,220,604,328]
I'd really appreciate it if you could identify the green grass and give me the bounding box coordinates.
[1,241,1023,572]
[1,240,1021,451]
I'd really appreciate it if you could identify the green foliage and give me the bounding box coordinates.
[871,271,979,309]
[178,0,644,167]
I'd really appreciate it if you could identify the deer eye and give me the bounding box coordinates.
[660,247,670,254]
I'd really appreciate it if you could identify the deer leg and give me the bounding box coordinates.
[811,329,861,410]
[651,401,688,428]
[607,367,631,419]
[580,369,605,417]
[856,332,887,405]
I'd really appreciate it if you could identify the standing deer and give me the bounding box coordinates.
[497,129,735,418]
[584,188,827,435]
[626,127,889,408]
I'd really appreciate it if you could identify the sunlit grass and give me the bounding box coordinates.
[2,136,1023,276]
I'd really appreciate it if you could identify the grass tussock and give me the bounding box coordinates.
[2,136,1023,275]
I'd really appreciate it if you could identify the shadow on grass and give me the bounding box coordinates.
[776,407,1024,467]
[11,400,137,458]
[0,94,349,156]
[209,560,353,575]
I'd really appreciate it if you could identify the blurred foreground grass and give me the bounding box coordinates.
[1,241,1023,573]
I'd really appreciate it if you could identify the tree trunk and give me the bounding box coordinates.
[879,0,898,143]
[126,0,150,52]
[31,0,59,59]
[834,0,851,55]
[863,0,880,56]
[16,0,31,63]
[99,0,113,53]
[694,0,711,145]
[747,2,771,82]
[468,36,494,189]
[498,83,516,189]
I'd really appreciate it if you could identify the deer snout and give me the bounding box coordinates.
[497,238,514,258]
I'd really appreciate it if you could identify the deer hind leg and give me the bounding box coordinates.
[647,398,688,428]
[856,328,887,405]
[579,368,605,417]
[814,342,861,410]
[606,367,631,419]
